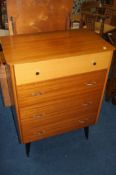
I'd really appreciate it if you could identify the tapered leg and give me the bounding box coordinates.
[25,143,31,157]
[84,127,89,139]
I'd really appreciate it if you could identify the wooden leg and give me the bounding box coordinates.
[84,127,89,139]
[25,143,31,157]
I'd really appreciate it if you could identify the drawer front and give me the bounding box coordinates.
[20,91,100,143]
[19,90,100,121]
[21,109,97,130]
[17,70,106,107]
[22,112,96,143]
[14,52,111,85]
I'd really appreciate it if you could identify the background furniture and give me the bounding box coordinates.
[105,29,116,104]
[0,29,114,156]
[0,0,8,29]
[73,0,116,35]
[103,0,115,6]
[6,0,73,35]
[79,1,106,36]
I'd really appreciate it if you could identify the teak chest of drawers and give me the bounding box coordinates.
[0,29,114,156]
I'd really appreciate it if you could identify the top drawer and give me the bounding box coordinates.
[14,51,112,85]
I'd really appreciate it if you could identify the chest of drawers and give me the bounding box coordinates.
[0,29,114,156]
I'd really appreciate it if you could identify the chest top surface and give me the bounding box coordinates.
[0,29,114,65]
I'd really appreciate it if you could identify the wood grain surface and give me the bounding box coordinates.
[6,0,73,34]
[0,29,114,144]
[22,111,96,143]
[14,51,111,85]
[0,30,114,65]
[16,70,106,107]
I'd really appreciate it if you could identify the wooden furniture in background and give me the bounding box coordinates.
[0,29,114,156]
[103,0,116,105]
[103,0,116,7]
[0,63,11,106]
[6,0,73,35]
[79,1,116,36]
[103,0,116,26]
[0,0,8,29]
[105,29,116,104]
[103,7,116,26]
[0,1,2,28]
[79,1,105,36]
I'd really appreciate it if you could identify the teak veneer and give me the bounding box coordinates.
[0,29,115,156]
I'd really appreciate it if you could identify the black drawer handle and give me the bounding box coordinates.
[93,62,97,66]
[35,71,40,75]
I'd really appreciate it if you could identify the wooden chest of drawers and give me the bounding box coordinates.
[18,70,106,143]
[0,30,114,155]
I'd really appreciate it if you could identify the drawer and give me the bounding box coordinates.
[17,70,106,107]
[21,109,97,130]
[19,90,100,121]
[14,51,111,85]
[22,112,96,143]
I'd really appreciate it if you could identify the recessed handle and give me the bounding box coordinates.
[85,81,97,86]
[92,62,97,66]
[78,120,85,124]
[35,71,40,75]
[32,114,44,119]
[35,130,46,136]
[82,103,89,107]
[31,91,43,96]
[82,101,93,107]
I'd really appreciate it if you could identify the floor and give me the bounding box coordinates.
[0,91,116,175]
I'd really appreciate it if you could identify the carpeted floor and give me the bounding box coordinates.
[0,91,116,175]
